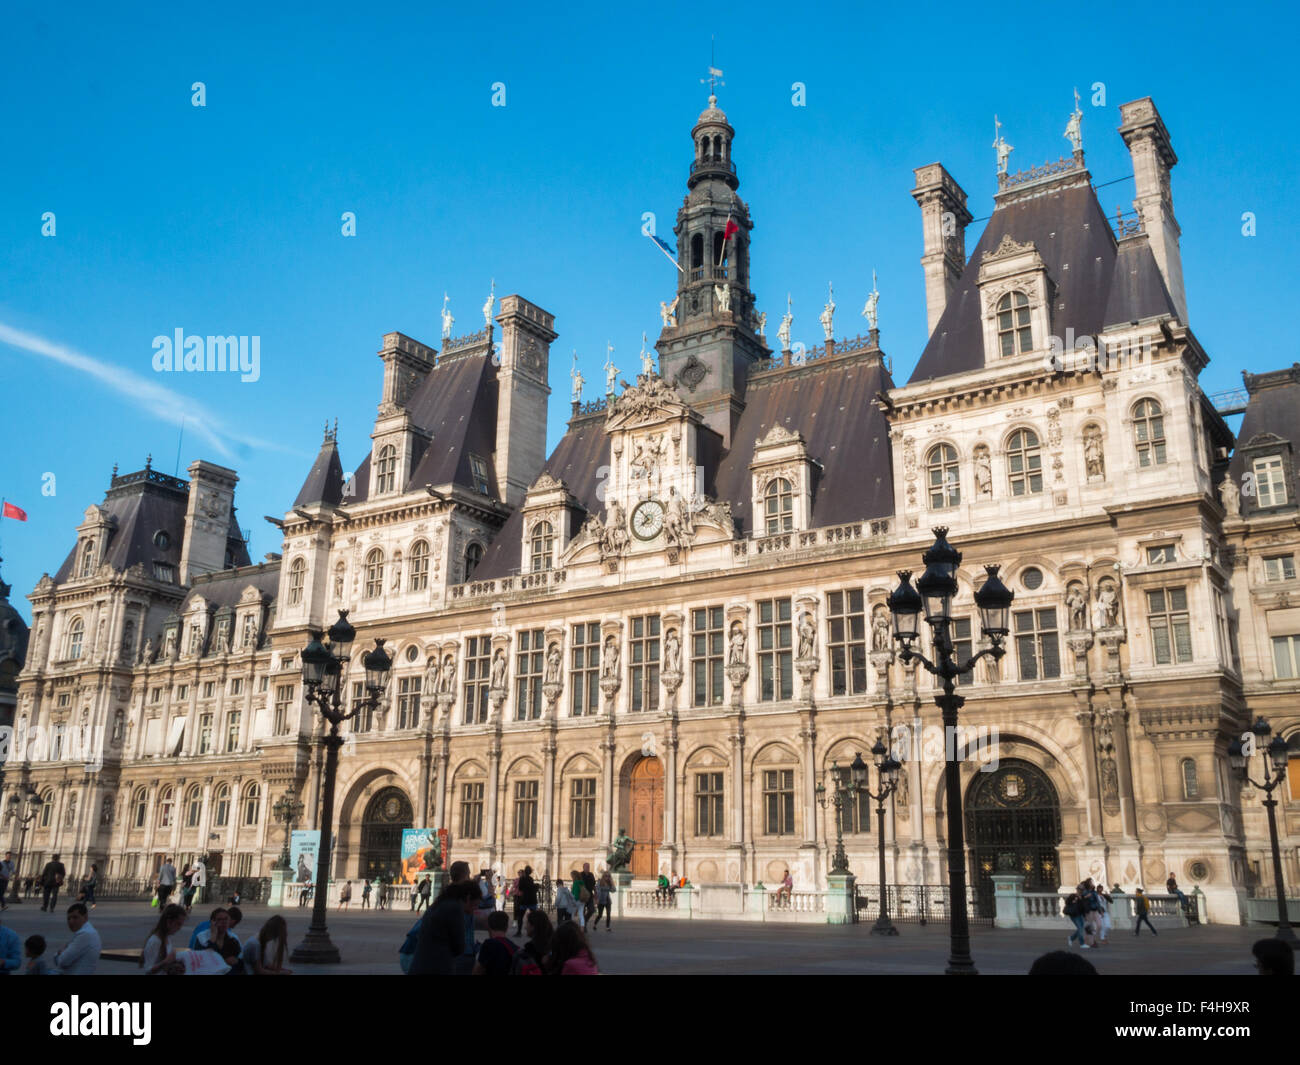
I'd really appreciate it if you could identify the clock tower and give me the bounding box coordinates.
[655,92,768,448]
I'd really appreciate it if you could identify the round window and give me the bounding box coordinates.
[404,645,419,663]
[153,530,171,549]
[1021,567,1044,591]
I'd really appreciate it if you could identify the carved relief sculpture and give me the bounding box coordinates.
[973,444,992,498]
[797,611,816,659]
[1066,583,1089,631]
[490,648,507,690]
[1083,424,1105,481]
[871,606,892,652]
[1093,578,1122,629]
[439,654,457,693]
[601,635,620,678]
[727,623,747,666]
[1219,476,1241,517]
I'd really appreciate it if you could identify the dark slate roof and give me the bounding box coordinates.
[293,436,345,508]
[473,352,896,579]
[181,560,280,612]
[348,352,500,503]
[1226,363,1300,516]
[909,177,1178,384]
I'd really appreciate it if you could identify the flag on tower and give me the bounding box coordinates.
[2,501,27,521]
[646,232,683,272]
[723,217,739,242]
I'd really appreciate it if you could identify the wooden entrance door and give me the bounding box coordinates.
[629,757,664,878]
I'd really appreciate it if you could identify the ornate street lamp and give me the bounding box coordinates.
[1229,717,1296,945]
[290,612,391,964]
[815,761,860,876]
[887,528,1014,975]
[272,787,305,872]
[863,741,902,936]
[3,786,43,905]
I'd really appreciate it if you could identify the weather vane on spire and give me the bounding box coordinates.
[701,38,723,97]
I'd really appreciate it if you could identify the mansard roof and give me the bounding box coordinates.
[345,350,500,503]
[1227,363,1300,515]
[473,347,895,579]
[180,560,280,613]
[909,177,1178,384]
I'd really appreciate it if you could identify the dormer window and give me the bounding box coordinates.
[996,292,1033,356]
[1006,429,1044,496]
[1133,399,1167,468]
[469,454,491,495]
[79,539,96,577]
[927,444,960,508]
[376,445,398,495]
[530,521,554,573]
[464,542,484,580]
[763,478,794,534]
[1253,455,1288,508]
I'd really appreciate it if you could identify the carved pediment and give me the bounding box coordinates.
[530,472,567,493]
[605,374,691,428]
[982,234,1037,261]
[757,425,804,447]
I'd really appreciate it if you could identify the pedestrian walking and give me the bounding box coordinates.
[415,876,431,913]
[594,871,613,931]
[1063,887,1090,948]
[1096,882,1113,942]
[509,909,552,975]
[547,920,599,975]
[242,915,293,975]
[408,879,478,975]
[80,864,99,910]
[569,869,589,930]
[180,866,196,913]
[555,879,575,924]
[39,854,66,912]
[141,903,187,975]
[53,903,101,974]
[581,863,597,925]
[1133,888,1158,936]
[156,856,177,907]
[362,879,372,909]
[477,869,495,912]
[0,851,13,909]
[339,881,353,910]
[377,878,389,911]
[1081,879,1102,946]
[23,935,52,975]
[514,865,537,935]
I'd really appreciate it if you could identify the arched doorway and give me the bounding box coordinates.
[360,787,413,881]
[966,759,1061,912]
[627,757,664,878]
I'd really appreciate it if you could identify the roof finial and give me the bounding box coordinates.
[993,114,1014,177]
[1064,88,1083,155]
[145,453,152,470]
[701,37,724,101]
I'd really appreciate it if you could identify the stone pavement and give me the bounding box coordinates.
[4,899,1269,975]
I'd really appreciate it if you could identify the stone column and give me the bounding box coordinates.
[600,731,615,854]
[417,751,432,830]
[728,723,746,880]
[433,732,450,831]
[662,729,678,852]
[485,736,502,865]
[1108,702,1138,840]
[541,734,557,869]
[1075,707,1102,842]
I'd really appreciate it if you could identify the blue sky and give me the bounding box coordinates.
[2,1,1297,619]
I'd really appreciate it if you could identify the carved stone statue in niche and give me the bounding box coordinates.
[601,635,620,678]
[663,628,682,673]
[439,654,457,693]
[1066,583,1089,631]
[797,612,816,659]
[727,623,747,666]
[973,444,992,498]
[544,642,562,685]
[424,655,440,694]
[1083,424,1105,481]
[871,606,892,652]
[333,565,345,599]
[1219,476,1241,517]
[140,637,154,665]
[1093,578,1121,629]
[490,648,507,690]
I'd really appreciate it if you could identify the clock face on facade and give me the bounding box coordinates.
[631,499,665,541]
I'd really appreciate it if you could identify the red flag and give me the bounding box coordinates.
[723,218,739,241]
[2,502,26,521]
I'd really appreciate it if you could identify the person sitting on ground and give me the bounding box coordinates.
[472,910,517,975]
[53,903,101,975]
[1252,938,1294,976]
[548,920,599,975]
[141,903,187,975]
[0,917,20,974]
[1028,950,1098,975]
[195,907,242,969]
[510,909,553,975]
[190,904,243,948]
[23,935,53,975]
[243,914,293,975]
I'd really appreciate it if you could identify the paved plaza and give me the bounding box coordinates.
[2,900,1269,975]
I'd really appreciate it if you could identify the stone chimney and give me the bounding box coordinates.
[180,461,238,583]
[1118,98,1186,321]
[494,295,556,509]
[911,163,973,335]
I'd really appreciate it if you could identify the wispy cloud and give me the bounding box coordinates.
[0,320,291,461]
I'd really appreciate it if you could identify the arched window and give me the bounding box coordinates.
[213,784,230,828]
[1132,399,1167,467]
[530,522,555,573]
[764,477,794,534]
[376,445,398,495]
[80,539,96,577]
[243,783,261,826]
[364,549,385,599]
[927,444,960,508]
[158,786,175,829]
[1006,429,1044,496]
[286,557,306,606]
[1180,757,1199,799]
[133,788,149,829]
[66,616,85,660]
[185,785,203,828]
[39,789,54,828]
[996,291,1034,356]
[464,542,483,581]
[691,234,704,270]
[408,540,430,592]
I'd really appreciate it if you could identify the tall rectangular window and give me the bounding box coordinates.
[225,711,241,753]
[1264,555,1297,582]
[757,598,793,701]
[203,681,216,699]
[229,678,244,695]
[841,783,872,834]
[515,629,545,721]
[459,782,484,838]
[512,780,539,839]
[463,636,491,725]
[1253,456,1288,508]
[951,616,974,686]
[397,676,422,729]
[1147,588,1193,665]
[826,590,867,696]
[198,713,213,755]
[569,777,596,837]
[1272,634,1300,680]
[695,772,724,836]
[570,622,601,717]
[763,769,795,835]
[692,606,725,708]
[1014,608,1060,680]
[274,684,294,735]
[351,681,373,733]
[629,614,660,712]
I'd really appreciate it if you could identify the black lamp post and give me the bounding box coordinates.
[864,741,902,936]
[4,786,43,905]
[272,787,305,873]
[1228,717,1296,946]
[815,759,862,876]
[887,527,1014,975]
[290,611,391,964]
